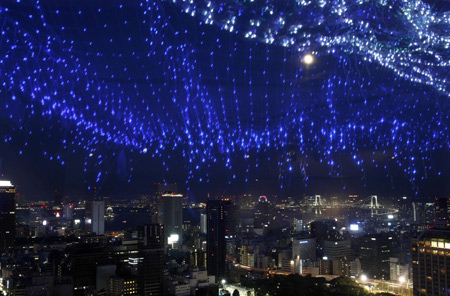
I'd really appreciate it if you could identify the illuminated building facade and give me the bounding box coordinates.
[412,230,450,296]
[110,276,138,296]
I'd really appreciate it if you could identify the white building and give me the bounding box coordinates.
[86,200,105,235]
[161,193,183,248]
[389,257,409,282]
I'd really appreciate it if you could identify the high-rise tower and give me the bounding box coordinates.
[0,180,16,250]
[206,199,237,278]
[138,224,164,296]
[161,193,183,248]
[412,229,450,296]
[85,200,105,235]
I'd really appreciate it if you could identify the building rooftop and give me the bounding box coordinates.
[418,229,450,240]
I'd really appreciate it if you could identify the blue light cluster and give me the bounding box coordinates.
[1,0,449,193]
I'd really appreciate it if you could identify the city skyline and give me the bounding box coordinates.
[1,1,450,295]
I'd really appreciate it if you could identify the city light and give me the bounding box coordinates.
[350,224,359,231]
[302,54,314,65]
[0,1,449,294]
[168,234,180,245]
[0,181,13,187]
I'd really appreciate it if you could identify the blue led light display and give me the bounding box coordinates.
[1,0,449,193]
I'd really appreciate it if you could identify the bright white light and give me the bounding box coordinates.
[302,53,314,65]
[168,234,179,244]
[74,219,81,224]
[360,274,367,282]
[221,279,226,285]
[0,181,13,187]
[399,276,405,283]
[350,224,359,231]
[388,214,394,219]
[42,220,48,226]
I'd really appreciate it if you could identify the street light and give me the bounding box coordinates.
[360,274,367,282]
[221,279,226,285]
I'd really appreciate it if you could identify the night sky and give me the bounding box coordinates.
[1,0,450,201]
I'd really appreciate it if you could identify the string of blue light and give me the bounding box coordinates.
[1,0,449,194]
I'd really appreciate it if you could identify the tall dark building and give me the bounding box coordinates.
[54,189,63,206]
[412,229,450,296]
[206,199,237,278]
[358,233,394,280]
[254,198,271,228]
[154,182,178,195]
[161,193,183,248]
[138,224,164,296]
[434,197,450,229]
[0,180,16,251]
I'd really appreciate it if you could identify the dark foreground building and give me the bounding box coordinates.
[206,199,237,278]
[0,180,16,251]
[358,233,393,280]
[138,224,165,296]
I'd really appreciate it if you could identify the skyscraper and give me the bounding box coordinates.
[434,197,450,229]
[200,213,207,234]
[154,182,178,195]
[412,229,450,296]
[161,193,183,248]
[206,199,237,278]
[359,233,394,280]
[0,180,15,250]
[85,200,105,235]
[54,189,63,206]
[138,224,164,296]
